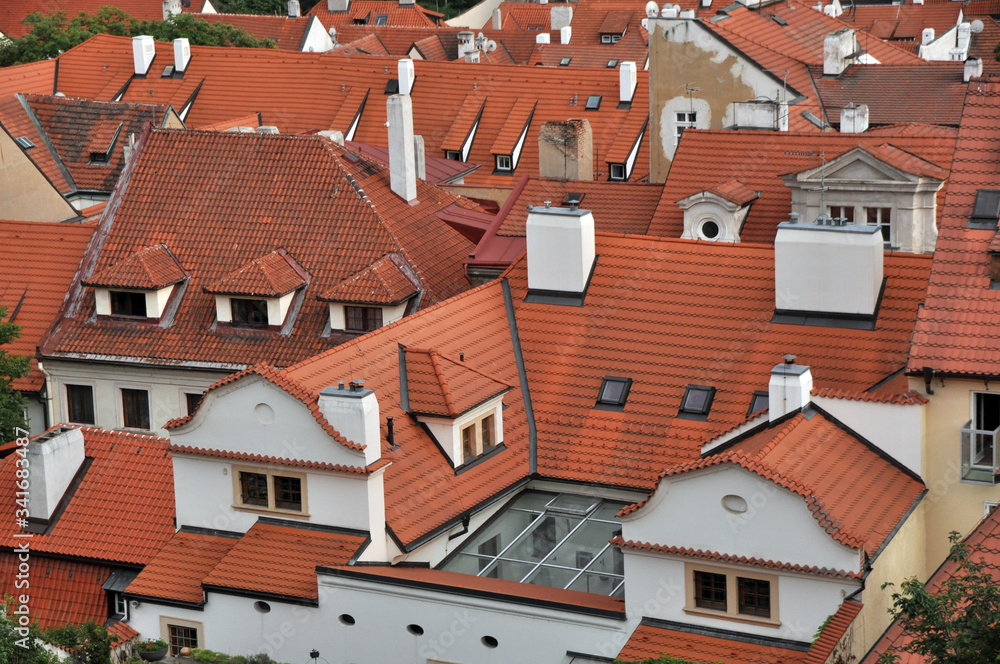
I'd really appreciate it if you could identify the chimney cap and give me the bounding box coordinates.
[772,356,810,376]
[783,354,796,364]
[320,381,373,398]
[528,203,589,217]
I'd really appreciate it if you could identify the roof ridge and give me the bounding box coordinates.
[427,349,459,416]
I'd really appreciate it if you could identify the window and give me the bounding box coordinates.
[445,150,461,161]
[601,34,612,43]
[440,491,627,597]
[738,577,771,618]
[596,377,632,410]
[110,291,147,317]
[230,298,269,327]
[113,593,129,619]
[699,220,721,240]
[675,111,697,145]
[239,471,269,507]
[161,64,175,77]
[969,189,1000,228]
[374,13,387,24]
[866,207,892,244]
[679,385,715,418]
[828,205,855,224]
[233,466,308,514]
[274,475,302,511]
[611,34,621,43]
[459,412,500,463]
[167,625,198,656]
[345,305,383,333]
[609,163,626,181]
[987,501,999,518]
[90,150,110,165]
[66,384,95,425]
[495,155,513,171]
[482,413,496,449]
[462,424,475,459]
[120,388,150,430]
[184,392,201,416]
[694,571,727,611]
[607,59,618,68]
[585,95,602,110]
[748,390,769,417]
[560,57,572,66]
[962,392,1000,483]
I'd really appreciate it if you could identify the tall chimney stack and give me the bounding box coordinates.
[619,61,637,105]
[387,95,417,202]
[132,35,156,76]
[398,58,415,95]
[526,203,596,297]
[768,355,813,422]
[173,38,191,74]
[27,427,86,523]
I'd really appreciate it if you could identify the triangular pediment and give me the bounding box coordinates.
[792,147,918,185]
[826,159,897,182]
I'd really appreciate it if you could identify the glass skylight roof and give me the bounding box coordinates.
[439,491,626,597]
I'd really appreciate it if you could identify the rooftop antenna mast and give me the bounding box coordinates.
[785,150,829,222]
[685,82,699,115]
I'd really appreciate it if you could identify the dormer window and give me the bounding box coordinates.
[86,120,124,166]
[595,376,631,411]
[496,155,513,171]
[609,163,626,181]
[679,384,715,419]
[345,305,383,333]
[230,298,269,327]
[969,189,1000,229]
[110,291,148,317]
[84,244,186,322]
[321,254,419,334]
[205,249,308,331]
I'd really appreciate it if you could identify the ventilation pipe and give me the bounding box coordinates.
[768,355,813,422]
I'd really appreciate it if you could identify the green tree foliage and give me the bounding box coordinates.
[0,7,275,67]
[0,597,58,664]
[210,0,288,13]
[43,621,116,664]
[0,307,29,443]
[879,532,1000,663]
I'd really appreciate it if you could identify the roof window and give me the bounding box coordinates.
[14,136,33,150]
[770,15,787,26]
[969,189,1000,229]
[559,57,572,66]
[747,391,769,417]
[385,79,399,95]
[162,64,175,77]
[607,59,618,68]
[562,192,584,206]
[679,384,715,419]
[596,376,631,410]
[585,95,602,111]
[374,13,388,25]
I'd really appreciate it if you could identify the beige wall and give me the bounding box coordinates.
[442,184,513,207]
[0,127,77,222]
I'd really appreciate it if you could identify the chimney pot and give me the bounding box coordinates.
[783,354,796,364]
[339,381,346,390]
[560,25,572,44]
[350,379,365,391]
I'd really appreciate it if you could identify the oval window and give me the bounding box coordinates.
[254,600,271,613]
[407,624,424,636]
[482,635,499,648]
[339,614,356,626]
[722,494,748,514]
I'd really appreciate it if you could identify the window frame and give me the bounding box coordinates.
[495,154,513,172]
[601,34,612,43]
[674,111,697,145]
[865,206,893,245]
[457,410,501,464]
[962,391,1000,484]
[229,297,270,327]
[344,305,383,333]
[182,390,202,417]
[585,95,602,111]
[66,383,97,425]
[679,384,716,419]
[445,150,461,161]
[159,617,202,657]
[109,290,148,318]
[113,592,129,620]
[595,376,632,411]
[231,464,309,516]
[684,563,780,626]
[118,385,151,431]
[609,163,626,181]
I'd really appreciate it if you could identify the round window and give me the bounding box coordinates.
[407,624,424,636]
[482,635,499,648]
[339,614,356,626]
[700,220,721,240]
[254,600,271,613]
[722,494,748,514]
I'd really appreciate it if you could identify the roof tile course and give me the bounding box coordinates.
[320,253,419,304]
[203,249,307,297]
[0,554,111,629]
[125,530,238,605]
[403,347,512,417]
[84,243,186,290]
[619,620,809,664]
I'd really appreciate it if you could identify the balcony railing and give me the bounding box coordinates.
[961,420,1000,484]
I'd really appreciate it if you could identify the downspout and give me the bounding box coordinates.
[37,360,55,430]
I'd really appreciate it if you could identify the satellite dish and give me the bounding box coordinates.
[486,40,497,52]
[645,0,659,17]
[971,19,984,33]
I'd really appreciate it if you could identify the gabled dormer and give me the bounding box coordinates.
[83,243,186,321]
[677,179,759,242]
[781,145,947,253]
[319,254,420,334]
[400,346,512,469]
[203,249,308,331]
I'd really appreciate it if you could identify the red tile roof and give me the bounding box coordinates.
[862,506,1000,663]
[0,60,55,97]
[839,4,961,42]
[0,220,94,391]
[42,129,474,371]
[0,0,206,39]
[195,113,261,131]
[107,620,140,643]
[320,253,419,304]
[623,410,925,553]
[125,530,238,605]
[201,520,367,601]
[649,129,957,243]
[403,347,511,417]
[308,0,437,28]
[0,427,175,565]
[203,248,307,297]
[342,139,479,185]
[619,620,809,664]
[0,553,111,629]
[705,179,759,207]
[811,386,928,405]
[198,13,311,50]
[0,94,73,194]
[84,243,186,290]
[908,79,1000,377]
[806,599,864,664]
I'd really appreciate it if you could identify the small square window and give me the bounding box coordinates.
[275,475,302,511]
[607,59,618,68]
[866,207,892,243]
[609,163,626,181]
[694,571,727,611]
[114,592,129,619]
[240,471,268,506]
[611,34,621,43]
[66,384,96,425]
[345,305,383,333]
[680,385,715,417]
[231,298,269,327]
[495,155,513,171]
[167,625,198,656]
[445,150,461,161]
[738,577,771,618]
[828,205,855,224]
[601,34,612,43]
[110,291,147,317]
[585,95,602,110]
[596,377,632,409]
[121,388,150,430]
[748,390,769,416]
[185,392,202,417]
[560,57,572,66]
[970,189,1000,228]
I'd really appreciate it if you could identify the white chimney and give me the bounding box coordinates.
[551,5,573,31]
[774,220,884,317]
[922,28,935,45]
[414,135,426,180]
[387,95,417,202]
[536,33,551,44]
[661,5,679,17]
[457,30,474,57]
[256,126,280,134]
[492,7,502,28]
[958,22,972,51]
[162,0,181,20]
[288,0,301,17]
[680,8,695,17]
[400,0,414,7]
[560,26,572,44]
[132,35,156,76]
[173,38,191,73]
[27,427,86,522]
[839,102,869,133]
[823,28,855,76]
[317,381,381,465]
[397,58,415,95]
[768,356,813,422]
[620,61,637,104]
[328,0,349,11]
[526,203,596,295]
[965,57,983,82]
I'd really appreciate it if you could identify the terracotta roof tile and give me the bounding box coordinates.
[201,521,367,601]
[439,92,485,153]
[403,347,512,417]
[619,620,809,664]
[342,139,479,185]
[195,113,261,131]
[203,248,307,297]
[168,443,371,474]
[806,599,863,664]
[0,554,111,629]
[319,253,418,304]
[706,179,759,207]
[811,386,927,405]
[107,620,140,643]
[0,427,175,565]
[411,34,448,60]
[308,0,437,28]
[490,98,536,155]
[0,60,56,97]
[908,79,1000,377]
[125,530,238,605]
[198,13,310,50]
[0,94,73,194]
[840,4,961,42]
[84,243,186,290]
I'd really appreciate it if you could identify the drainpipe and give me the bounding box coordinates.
[37,360,55,430]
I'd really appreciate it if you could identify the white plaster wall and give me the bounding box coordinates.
[170,378,366,468]
[45,359,229,436]
[149,285,174,318]
[392,494,511,566]
[622,466,860,572]
[420,399,505,465]
[301,16,335,52]
[660,96,711,163]
[623,550,856,642]
[172,455,372,533]
[813,396,924,477]
[918,24,962,60]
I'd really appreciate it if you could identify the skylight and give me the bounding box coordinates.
[969,189,1000,229]
[748,391,769,417]
[560,57,572,66]
[585,95,602,111]
[607,59,618,68]
[439,491,626,597]
[14,136,33,150]
[679,384,715,418]
[385,79,399,95]
[562,192,584,206]
[596,376,631,410]
[162,65,175,78]
[374,13,388,25]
